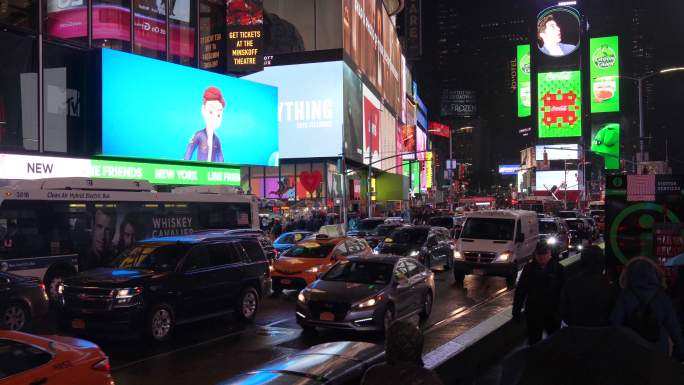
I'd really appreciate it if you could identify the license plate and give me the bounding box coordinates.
[320,312,335,321]
[280,279,291,285]
[71,319,85,329]
[472,269,485,276]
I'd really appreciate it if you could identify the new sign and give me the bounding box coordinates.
[590,36,620,113]
[0,154,240,186]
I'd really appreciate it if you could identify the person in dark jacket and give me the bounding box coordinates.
[271,219,282,239]
[513,241,566,345]
[560,245,618,327]
[610,257,684,360]
[361,321,443,385]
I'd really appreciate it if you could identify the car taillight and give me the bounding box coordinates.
[92,358,111,372]
[38,282,46,291]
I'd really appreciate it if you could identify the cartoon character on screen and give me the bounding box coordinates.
[184,86,225,163]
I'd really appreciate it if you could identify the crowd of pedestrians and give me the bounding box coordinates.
[514,242,684,362]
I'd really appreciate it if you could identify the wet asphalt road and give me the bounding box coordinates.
[26,268,512,385]
[108,269,509,385]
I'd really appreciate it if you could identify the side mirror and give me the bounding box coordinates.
[515,233,525,243]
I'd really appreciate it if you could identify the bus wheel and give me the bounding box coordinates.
[45,269,72,302]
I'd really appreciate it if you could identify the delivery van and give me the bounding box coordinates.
[452,210,539,287]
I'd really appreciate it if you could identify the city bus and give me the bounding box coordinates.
[0,178,259,300]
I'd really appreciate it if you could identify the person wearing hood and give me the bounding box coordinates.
[560,245,618,327]
[610,257,684,360]
[361,321,444,385]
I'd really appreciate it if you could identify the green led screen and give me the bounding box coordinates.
[538,71,582,138]
[517,45,531,117]
[590,36,620,113]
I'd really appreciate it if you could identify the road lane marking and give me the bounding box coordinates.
[112,328,251,372]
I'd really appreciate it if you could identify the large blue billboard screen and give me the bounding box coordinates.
[101,48,278,166]
[244,61,343,159]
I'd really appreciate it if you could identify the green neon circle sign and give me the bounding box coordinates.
[609,203,681,264]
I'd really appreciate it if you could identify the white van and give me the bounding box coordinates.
[452,210,539,287]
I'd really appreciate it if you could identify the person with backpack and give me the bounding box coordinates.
[560,245,618,327]
[610,257,684,360]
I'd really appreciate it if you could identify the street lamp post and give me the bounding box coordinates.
[601,67,684,163]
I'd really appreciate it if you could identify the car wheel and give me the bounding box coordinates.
[235,287,259,322]
[383,304,395,333]
[1,303,29,331]
[45,269,72,302]
[453,272,465,287]
[420,291,433,321]
[147,303,175,342]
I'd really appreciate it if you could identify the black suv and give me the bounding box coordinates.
[376,226,454,270]
[59,234,271,342]
[195,229,277,262]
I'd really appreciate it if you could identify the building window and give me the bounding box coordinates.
[1,0,37,30]
[43,41,90,154]
[0,30,38,151]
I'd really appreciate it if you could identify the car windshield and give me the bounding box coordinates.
[276,233,305,244]
[371,225,398,236]
[112,243,190,271]
[429,217,454,228]
[565,220,582,230]
[282,242,335,258]
[353,219,385,231]
[388,228,429,244]
[460,218,515,240]
[323,260,393,285]
[539,221,558,234]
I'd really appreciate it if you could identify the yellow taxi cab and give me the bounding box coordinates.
[271,235,371,293]
[0,330,114,385]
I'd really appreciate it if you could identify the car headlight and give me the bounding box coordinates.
[353,294,383,310]
[454,251,463,260]
[372,249,380,255]
[494,252,511,263]
[297,290,310,304]
[409,250,421,257]
[546,237,558,246]
[116,287,143,299]
[305,266,319,274]
[577,245,584,251]
[57,283,65,295]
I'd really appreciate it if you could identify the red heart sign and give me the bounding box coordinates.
[300,170,322,194]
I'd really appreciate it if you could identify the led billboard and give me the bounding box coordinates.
[536,6,580,58]
[499,165,521,176]
[590,36,620,113]
[47,2,194,58]
[102,49,278,166]
[591,123,620,170]
[538,71,582,138]
[244,61,344,160]
[363,84,382,165]
[343,63,364,163]
[343,0,402,115]
[536,170,581,192]
[535,144,580,161]
[517,45,531,117]
[0,153,240,186]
